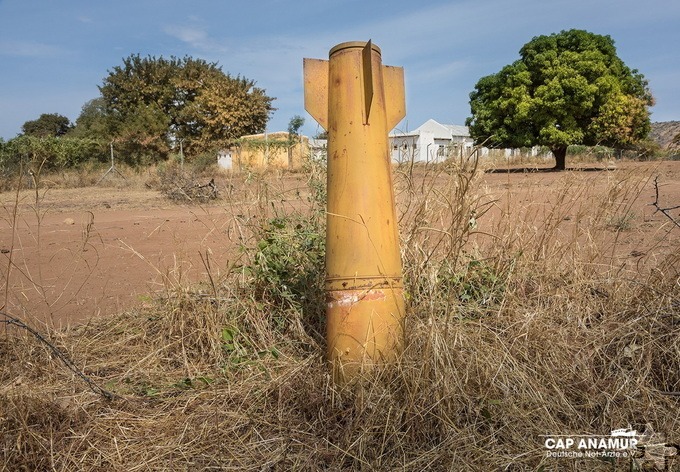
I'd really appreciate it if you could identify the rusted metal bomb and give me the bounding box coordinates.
[304,41,406,382]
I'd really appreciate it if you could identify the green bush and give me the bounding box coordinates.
[0,135,107,172]
[244,151,328,331]
[248,216,325,310]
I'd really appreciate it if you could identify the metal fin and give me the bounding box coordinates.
[362,40,374,124]
[303,58,329,130]
[383,65,406,130]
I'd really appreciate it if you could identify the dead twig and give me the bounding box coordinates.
[0,310,117,400]
[652,176,680,228]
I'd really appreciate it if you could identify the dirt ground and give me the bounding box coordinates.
[1,160,678,326]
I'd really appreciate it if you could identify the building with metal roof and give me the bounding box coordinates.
[389,119,474,163]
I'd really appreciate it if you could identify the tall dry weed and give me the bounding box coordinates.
[1,151,678,471]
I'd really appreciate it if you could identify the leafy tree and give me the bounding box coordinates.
[466,29,654,170]
[98,54,275,161]
[287,115,305,142]
[110,102,172,165]
[70,98,113,141]
[21,113,72,137]
[184,74,274,153]
[70,97,168,164]
[286,115,305,166]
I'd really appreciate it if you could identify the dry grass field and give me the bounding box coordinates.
[1,157,679,470]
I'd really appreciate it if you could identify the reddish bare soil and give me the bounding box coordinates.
[1,161,678,326]
[0,189,237,326]
[476,161,680,271]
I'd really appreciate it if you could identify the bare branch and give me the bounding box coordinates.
[651,176,680,228]
[1,310,117,400]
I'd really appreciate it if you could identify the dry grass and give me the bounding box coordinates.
[1,154,679,471]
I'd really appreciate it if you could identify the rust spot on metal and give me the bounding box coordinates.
[326,289,387,310]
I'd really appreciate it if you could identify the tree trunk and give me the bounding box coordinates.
[552,146,567,171]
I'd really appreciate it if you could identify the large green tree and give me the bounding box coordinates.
[97,54,275,161]
[21,113,72,137]
[70,98,112,141]
[466,29,654,170]
[69,97,169,165]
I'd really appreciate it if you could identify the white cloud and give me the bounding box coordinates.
[164,24,229,53]
[172,26,207,45]
[0,40,64,58]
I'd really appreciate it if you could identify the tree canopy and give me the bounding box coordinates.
[287,115,305,144]
[466,29,654,169]
[72,54,275,163]
[21,113,72,137]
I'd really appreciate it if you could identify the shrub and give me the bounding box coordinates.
[156,161,218,203]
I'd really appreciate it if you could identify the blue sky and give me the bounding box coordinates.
[1,0,678,141]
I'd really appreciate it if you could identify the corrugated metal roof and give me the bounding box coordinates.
[390,119,469,139]
[443,124,470,137]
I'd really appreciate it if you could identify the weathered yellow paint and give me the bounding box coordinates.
[304,41,406,382]
[235,132,308,171]
[303,59,329,130]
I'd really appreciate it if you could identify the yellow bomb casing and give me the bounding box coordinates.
[304,41,406,382]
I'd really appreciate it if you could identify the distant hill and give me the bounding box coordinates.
[650,121,680,149]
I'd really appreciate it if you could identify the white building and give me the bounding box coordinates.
[217,150,233,170]
[389,119,474,163]
[304,119,551,165]
[308,137,328,162]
